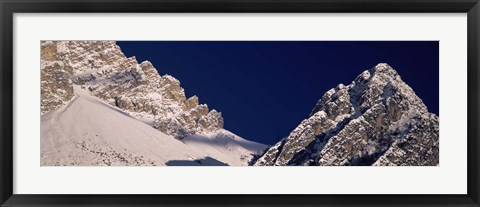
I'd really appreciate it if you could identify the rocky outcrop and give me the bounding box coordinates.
[40,41,224,139]
[254,63,439,166]
[40,43,74,113]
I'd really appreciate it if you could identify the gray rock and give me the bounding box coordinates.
[255,63,439,166]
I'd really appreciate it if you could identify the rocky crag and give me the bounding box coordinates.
[41,41,223,139]
[254,63,439,166]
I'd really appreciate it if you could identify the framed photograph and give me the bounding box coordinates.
[1,0,479,206]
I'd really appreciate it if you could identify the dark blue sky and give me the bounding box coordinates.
[117,41,439,145]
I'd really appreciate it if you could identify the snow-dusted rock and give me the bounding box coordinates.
[41,41,225,140]
[254,63,439,166]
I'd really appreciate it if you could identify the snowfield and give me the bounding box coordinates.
[41,85,266,166]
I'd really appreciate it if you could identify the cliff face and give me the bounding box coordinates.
[40,42,75,113]
[254,64,439,166]
[41,41,223,139]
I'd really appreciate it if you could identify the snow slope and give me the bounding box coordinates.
[41,85,266,166]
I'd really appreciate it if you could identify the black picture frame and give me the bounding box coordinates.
[1,0,479,206]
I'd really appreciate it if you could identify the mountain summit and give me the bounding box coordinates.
[254,63,439,166]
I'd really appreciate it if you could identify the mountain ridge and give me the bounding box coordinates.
[41,41,228,139]
[40,41,266,166]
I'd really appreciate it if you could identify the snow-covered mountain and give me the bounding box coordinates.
[41,41,439,166]
[254,63,439,166]
[40,41,266,166]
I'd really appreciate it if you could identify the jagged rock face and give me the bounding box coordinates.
[41,43,74,114]
[254,63,439,166]
[40,41,224,139]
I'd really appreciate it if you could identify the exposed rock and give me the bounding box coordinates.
[158,75,186,103]
[198,110,224,134]
[40,41,74,114]
[184,96,199,111]
[254,63,439,166]
[40,41,224,139]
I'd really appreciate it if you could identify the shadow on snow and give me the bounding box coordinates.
[166,156,229,166]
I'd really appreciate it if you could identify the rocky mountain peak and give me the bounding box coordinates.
[353,63,399,84]
[371,63,398,76]
[310,63,427,118]
[138,60,160,78]
[255,64,438,166]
